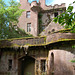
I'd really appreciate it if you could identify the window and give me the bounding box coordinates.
[54,12,58,17]
[27,23,31,32]
[52,29,55,32]
[41,60,46,72]
[8,59,12,70]
[26,11,31,18]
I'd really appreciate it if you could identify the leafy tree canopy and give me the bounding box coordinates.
[0,0,32,39]
[54,1,75,33]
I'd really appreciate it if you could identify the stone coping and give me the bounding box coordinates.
[0,33,75,48]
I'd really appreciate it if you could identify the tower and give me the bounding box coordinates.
[39,0,46,8]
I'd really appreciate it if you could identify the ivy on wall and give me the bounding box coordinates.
[38,12,43,33]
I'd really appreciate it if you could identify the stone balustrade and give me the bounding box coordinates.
[0,33,75,48]
[0,37,45,48]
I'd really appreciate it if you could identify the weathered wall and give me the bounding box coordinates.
[18,0,66,36]
[18,48,48,75]
[0,51,18,75]
[18,0,38,36]
[40,21,64,36]
[41,10,62,25]
[0,37,45,48]
[48,42,75,75]
[48,50,75,75]
[46,33,75,43]
[0,40,75,75]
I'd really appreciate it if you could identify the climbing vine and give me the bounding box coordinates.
[38,12,43,33]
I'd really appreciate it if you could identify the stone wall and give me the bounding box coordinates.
[18,0,66,36]
[0,40,75,75]
[46,33,75,43]
[48,50,75,75]
[48,43,75,75]
[0,37,45,48]
[18,0,39,36]
[0,50,18,75]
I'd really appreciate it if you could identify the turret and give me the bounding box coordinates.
[39,0,46,8]
[31,1,41,11]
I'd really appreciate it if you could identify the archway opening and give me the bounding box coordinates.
[20,56,35,75]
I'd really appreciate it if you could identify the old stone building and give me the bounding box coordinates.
[0,34,75,75]
[18,0,66,36]
[0,0,75,75]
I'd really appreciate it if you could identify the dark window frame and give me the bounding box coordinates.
[41,60,46,72]
[8,59,12,71]
[27,23,31,32]
[26,11,31,18]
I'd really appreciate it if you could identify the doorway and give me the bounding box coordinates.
[21,56,35,75]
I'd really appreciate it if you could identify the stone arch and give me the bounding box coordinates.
[48,50,75,75]
[18,56,35,75]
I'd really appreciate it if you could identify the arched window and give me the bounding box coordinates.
[50,52,54,75]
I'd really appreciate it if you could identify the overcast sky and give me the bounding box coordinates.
[5,0,75,12]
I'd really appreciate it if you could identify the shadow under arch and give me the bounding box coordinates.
[18,56,35,75]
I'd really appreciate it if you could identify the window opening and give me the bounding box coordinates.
[54,12,58,17]
[8,59,12,70]
[27,23,31,32]
[41,60,46,72]
[26,11,31,18]
[52,29,55,32]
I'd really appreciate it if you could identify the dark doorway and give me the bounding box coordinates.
[21,56,35,75]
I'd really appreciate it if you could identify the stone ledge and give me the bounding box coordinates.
[0,33,75,48]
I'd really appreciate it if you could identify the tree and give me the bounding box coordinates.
[0,0,30,39]
[53,1,75,63]
[53,1,75,33]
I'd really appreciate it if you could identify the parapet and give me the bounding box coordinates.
[53,3,66,9]
[31,2,66,11]
[31,1,38,7]
[44,3,66,10]
[31,1,41,11]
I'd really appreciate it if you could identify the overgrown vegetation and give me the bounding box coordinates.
[54,1,75,63]
[54,1,75,33]
[0,0,32,39]
[5,27,33,39]
[38,12,43,33]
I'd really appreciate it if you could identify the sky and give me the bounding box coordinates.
[4,0,75,12]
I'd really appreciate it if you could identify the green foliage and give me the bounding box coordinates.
[53,1,75,33]
[0,0,30,39]
[5,27,33,39]
[72,45,75,48]
[26,72,32,75]
[38,13,43,33]
[71,60,75,63]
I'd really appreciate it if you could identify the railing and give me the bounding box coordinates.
[0,37,46,48]
[0,33,75,48]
